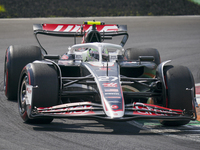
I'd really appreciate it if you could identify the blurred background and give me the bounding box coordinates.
[0,0,200,18]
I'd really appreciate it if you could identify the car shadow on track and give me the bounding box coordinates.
[3,93,200,136]
[30,119,200,136]
[30,119,162,135]
[31,119,149,135]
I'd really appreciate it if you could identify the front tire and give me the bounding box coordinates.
[18,63,59,124]
[160,65,195,126]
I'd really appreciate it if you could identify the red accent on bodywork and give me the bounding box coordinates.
[105,89,119,92]
[56,110,95,115]
[22,111,28,120]
[5,70,8,96]
[133,111,170,116]
[112,109,123,112]
[111,105,119,109]
[38,105,95,115]
[132,102,183,116]
[99,67,111,71]
[61,55,69,59]
[143,103,182,112]
[102,83,117,87]
[42,24,119,32]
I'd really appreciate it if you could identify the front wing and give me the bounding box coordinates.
[28,100,195,121]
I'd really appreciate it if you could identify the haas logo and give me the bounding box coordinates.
[111,105,119,109]
[26,87,32,94]
[102,83,117,87]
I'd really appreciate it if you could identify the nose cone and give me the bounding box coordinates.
[102,97,124,118]
[83,62,125,119]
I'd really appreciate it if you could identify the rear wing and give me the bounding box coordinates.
[33,23,128,54]
[33,23,128,36]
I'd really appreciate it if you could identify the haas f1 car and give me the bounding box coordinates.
[4,21,197,126]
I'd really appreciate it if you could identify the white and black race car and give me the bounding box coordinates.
[4,21,197,126]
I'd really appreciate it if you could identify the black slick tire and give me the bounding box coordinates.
[160,65,195,126]
[124,48,160,65]
[4,45,42,100]
[18,62,59,124]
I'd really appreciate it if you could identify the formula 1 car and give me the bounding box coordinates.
[4,21,197,126]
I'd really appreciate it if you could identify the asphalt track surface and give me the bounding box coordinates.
[0,16,200,150]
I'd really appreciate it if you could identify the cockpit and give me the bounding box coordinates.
[68,43,124,62]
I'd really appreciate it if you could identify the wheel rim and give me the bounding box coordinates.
[19,75,29,114]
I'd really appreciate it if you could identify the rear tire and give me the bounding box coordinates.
[4,45,42,100]
[124,48,160,65]
[18,63,59,124]
[160,65,195,126]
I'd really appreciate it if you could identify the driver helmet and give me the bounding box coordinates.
[87,48,109,61]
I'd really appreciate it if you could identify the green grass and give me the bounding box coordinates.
[189,0,200,5]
